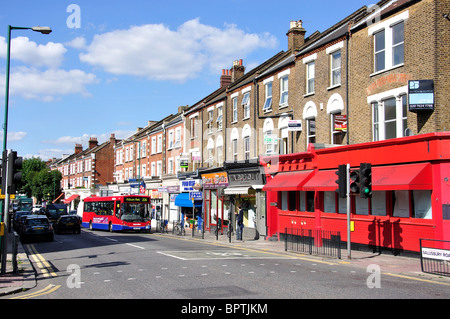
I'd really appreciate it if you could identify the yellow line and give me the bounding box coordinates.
[27,245,57,277]
[10,284,61,299]
[385,273,450,286]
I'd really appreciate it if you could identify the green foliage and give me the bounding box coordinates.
[19,158,62,203]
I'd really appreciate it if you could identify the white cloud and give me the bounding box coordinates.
[1,67,99,101]
[0,131,27,143]
[65,36,87,50]
[80,19,278,82]
[0,36,67,69]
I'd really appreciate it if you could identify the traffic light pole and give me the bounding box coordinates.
[1,149,11,274]
[346,164,351,260]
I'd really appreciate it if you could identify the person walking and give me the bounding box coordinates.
[235,205,244,240]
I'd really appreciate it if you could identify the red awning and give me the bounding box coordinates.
[372,163,432,191]
[263,170,314,191]
[63,194,80,204]
[303,170,337,191]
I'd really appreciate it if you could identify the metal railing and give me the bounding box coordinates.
[420,238,450,277]
[284,227,342,259]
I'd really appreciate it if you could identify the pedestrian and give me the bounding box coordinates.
[235,205,244,240]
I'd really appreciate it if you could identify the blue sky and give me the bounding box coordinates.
[0,0,370,160]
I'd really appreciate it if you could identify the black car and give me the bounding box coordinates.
[54,215,81,234]
[13,211,32,231]
[19,215,54,242]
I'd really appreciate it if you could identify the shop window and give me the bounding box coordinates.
[281,192,288,211]
[288,191,297,211]
[412,190,432,219]
[392,190,410,217]
[355,196,369,215]
[323,192,336,213]
[371,192,387,216]
[299,191,314,212]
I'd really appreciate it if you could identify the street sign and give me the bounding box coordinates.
[189,191,202,200]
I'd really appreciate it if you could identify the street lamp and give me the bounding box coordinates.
[1,24,52,274]
[3,25,52,151]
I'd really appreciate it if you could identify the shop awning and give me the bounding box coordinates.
[224,186,250,195]
[263,170,314,191]
[63,194,79,204]
[372,163,433,191]
[175,193,202,207]
[303,170,337,191]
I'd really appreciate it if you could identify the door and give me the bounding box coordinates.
[257,192,267,237]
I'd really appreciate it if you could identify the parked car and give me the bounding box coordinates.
[19,215,54,243]
[54,215,81,234]
[13,211,32,231]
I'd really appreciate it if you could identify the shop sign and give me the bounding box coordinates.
[202,172,228,189]
[409,80,434,112]
[228,170,264,187]
[166,185,180,193]
[181,179,201,192]
[192,152,202,161]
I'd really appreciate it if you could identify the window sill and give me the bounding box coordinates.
[303,92,315,98]
[370,63,404,77]
[327,84,341,91]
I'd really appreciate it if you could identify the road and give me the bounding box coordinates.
[4,228,450,305]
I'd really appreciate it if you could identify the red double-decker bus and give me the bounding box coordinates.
[82,195,151,232]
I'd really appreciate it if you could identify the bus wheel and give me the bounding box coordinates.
[109,222,113,232]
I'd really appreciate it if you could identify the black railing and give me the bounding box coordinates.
[420,238,450,277]
[284,228,342,259]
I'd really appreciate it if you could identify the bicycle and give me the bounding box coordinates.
[157,219,168,233]
[174,221,185,236]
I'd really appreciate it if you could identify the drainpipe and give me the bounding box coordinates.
[346,28,350,145]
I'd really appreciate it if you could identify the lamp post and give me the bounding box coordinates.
[3,25,52,151]
[1,25,52,274]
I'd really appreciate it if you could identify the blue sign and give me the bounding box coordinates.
[189,191,202,200]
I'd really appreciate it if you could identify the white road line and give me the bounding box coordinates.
[126,243,145,250]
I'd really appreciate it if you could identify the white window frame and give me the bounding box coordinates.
[368,86,408,141]
[263,77,273,111]
[157,134,162,153]
[216,105,223,131]
[232,96,238,123]
[369,11,408,75]
[306,62,315,94]
[242,92,250,119]
[151,137,156,154]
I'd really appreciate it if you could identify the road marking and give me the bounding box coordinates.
[385,273,450,286]
[27,245,57,278]
[10,284,61,299]
[125,243,145,250]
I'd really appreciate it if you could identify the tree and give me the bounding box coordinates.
[19,158,62,203]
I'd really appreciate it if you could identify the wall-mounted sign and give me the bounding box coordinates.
[334,115,347,132]
[202,172,228,189]
[408,80,434,112]
[288,120,302,131]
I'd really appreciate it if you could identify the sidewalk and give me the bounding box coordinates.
[0,231,36,297]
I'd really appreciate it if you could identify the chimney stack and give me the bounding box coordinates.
[89,137,98,149]
[220,69,232,88]
[231,59,245,82]
[287,20,306,52]
[75,144,83,154]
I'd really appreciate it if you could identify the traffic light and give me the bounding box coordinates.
[7,151,22,194]
[360,163,372,199]
[335,164,347,198]
[349,168,361,194]
[1,150,6,195]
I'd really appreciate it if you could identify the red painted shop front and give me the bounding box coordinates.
[260,133,450,253]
